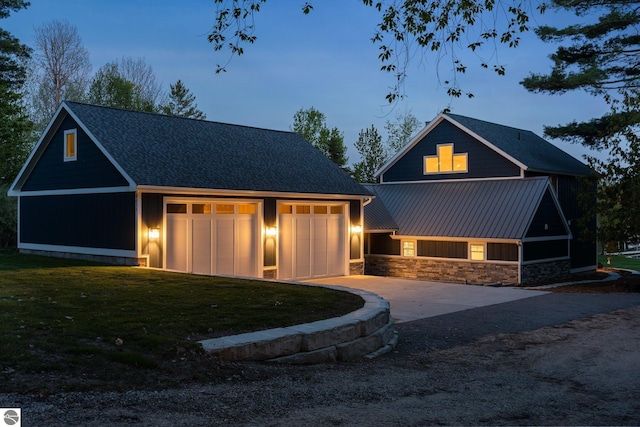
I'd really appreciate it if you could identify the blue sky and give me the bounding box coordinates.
[5,0,606,165]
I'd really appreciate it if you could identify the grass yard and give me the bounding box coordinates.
[599,254,640,271]
[0,252,364,392]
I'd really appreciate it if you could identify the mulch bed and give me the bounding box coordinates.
[549,269,640,293]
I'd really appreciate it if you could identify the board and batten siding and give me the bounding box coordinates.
[20,192,136,250]
[21,115,130,191]
[525,189,568,238]
[381,120,521,182]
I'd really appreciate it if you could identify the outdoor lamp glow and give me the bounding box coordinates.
[148,228,160,239]
[351,225,362,234]
[265,226,277,237]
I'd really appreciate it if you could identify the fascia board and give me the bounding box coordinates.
[137,185,371,200]
[375,114,447,181]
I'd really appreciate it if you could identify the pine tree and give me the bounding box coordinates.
[162,79,206,119]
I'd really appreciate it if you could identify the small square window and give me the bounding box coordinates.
[403,241,416,257]
[64,129,77,162]
[470,243,485,261]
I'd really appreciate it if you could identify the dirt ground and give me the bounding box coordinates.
[2,275,640,426]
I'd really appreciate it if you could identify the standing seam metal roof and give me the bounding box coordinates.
[364,177,551,239]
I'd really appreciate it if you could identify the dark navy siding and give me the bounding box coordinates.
[526,189,567,238]
[557,175,597,269]
[142,193,164,268]
[22,115,130,191]
[20,192,136,250]
[523,240,568,261]
[487,243,519,261]
[367,233,400,255]
[382,120,521,182]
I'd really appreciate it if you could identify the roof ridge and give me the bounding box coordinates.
[445,113,536,135]
[63,100,299,136]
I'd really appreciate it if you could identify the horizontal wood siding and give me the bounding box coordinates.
[382,120,521,182]
[526,189,567,237]
[22,115,130,191]
[20,192,136,250]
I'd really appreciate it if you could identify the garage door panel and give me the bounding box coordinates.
[295,217,312,279]
[215,217,235,276]
[237,215,257,277]
[166,217,188,271]
[313,217,328,277]
[191,219,212,274]
[279,216,294,280]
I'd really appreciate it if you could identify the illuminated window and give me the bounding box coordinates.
[167,203,187,213]
[64,129,77,161]
[402,241,416,257]
[216,204,235,214]
[330,205,344,214]
[314,205,327,214]
[192,204,212,214]
[279,204,293,214]
[238,204,256,215]
[424,144,468,174]
[470,243,485,261]
[296,205,311,214]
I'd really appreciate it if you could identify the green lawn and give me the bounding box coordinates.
[599,254,640,271]
[0,252,363,389]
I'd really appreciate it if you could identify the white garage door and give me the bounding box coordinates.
[279,203,347,280]
[165,200,259,277]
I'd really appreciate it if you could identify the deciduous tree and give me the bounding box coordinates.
[29,20,91,129]
[88,61,157,112]
[292,107,348,169]
[385,110,421,157]
[353,125,385,183]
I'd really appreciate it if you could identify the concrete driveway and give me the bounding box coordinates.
[306,275,549,323]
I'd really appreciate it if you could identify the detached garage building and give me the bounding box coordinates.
[9,102,369,281]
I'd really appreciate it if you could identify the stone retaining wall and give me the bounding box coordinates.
[200,285,396,364]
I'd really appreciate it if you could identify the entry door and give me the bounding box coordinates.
[165,201,259,277]
[279,203,347,280]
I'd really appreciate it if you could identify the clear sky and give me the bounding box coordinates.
[5,0,606,165]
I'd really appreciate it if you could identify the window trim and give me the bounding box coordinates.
[63,129,77,162]
[423,143,468,175]
[402,240,416,257]
[469,242,486,261]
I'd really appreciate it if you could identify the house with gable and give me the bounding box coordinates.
[363,113,596,285]
[8,101,370,281]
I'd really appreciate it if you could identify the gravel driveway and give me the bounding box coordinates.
[3,292,640,426]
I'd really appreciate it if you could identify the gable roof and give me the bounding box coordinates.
[377,113,591,179]
[364,177,569,240]
[11,101,369,197]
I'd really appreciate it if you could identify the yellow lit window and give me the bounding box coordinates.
[216,204,235,214]
[424,144,468,174]
[470,244,485,261]
[403,241,416,257]
[330,205,343,214]
[296,205,311,214]
[238,204,256,214]
[192,203,212,214]
[64,129,77,161]
[314,205,327,214]
[279,204,293,214]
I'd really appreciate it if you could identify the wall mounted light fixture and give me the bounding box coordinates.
[351,225,363,234]
[149,228,160,239]
[265,226,278,237]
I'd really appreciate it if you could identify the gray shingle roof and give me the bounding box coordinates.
[64,101,369,196]
[446,114,590,176]
[364,177,552,239]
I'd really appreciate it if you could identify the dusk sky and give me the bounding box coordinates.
[6,0,607,166]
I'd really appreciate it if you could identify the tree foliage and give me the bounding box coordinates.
[161,79,206,119]
[353,125,385,183]
[88,60,160,112]
[521,0,640,246]
[29,20,91,129]
[291,107,348,169]
[0,0,33,247]
[209,0,539,102]
[384,110,421,156]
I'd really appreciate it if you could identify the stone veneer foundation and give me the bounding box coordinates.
[521,259,571,285]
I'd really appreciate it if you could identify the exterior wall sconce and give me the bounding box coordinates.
[351,225,363,234]
[148,228,160,240]
[265,226,278,237]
